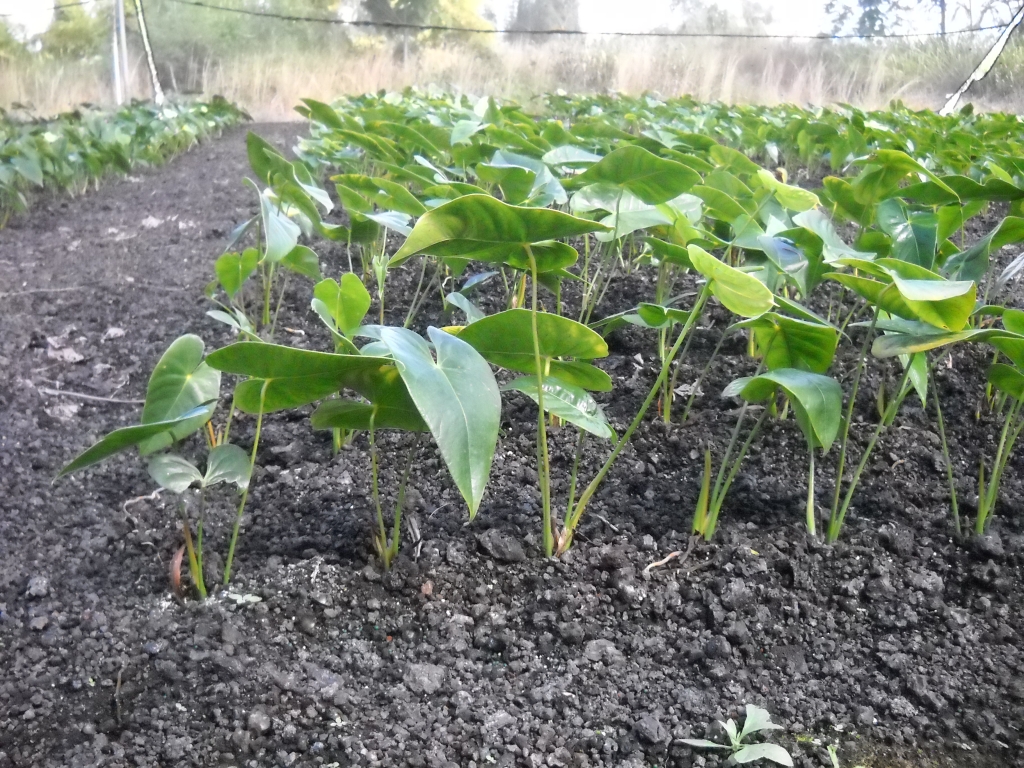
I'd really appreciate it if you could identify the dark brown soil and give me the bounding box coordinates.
[1,124,1023,768]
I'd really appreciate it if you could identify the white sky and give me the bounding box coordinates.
[0,0,61,38]
[0,0,968,39]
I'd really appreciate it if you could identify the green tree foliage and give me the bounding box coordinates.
[360,0,489,30]
[38,6,106,58]
[0,22,27,63]
[508,0,580,32]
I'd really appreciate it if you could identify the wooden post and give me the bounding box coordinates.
[132,0,166,104]
[940,2,1024,114]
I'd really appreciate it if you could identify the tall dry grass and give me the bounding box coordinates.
[3,34,1024,119]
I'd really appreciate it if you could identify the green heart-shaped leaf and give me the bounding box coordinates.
[379,327,501,518]
[724,369,842,450]
[688,245,775,318]
[391,194,607,266]
[139,335,221,455]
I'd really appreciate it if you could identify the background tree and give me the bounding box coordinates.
[38,5,106,59]
[508,0,580,32]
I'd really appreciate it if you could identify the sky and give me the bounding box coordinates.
[0,0,60,37]
[0,0,969,39]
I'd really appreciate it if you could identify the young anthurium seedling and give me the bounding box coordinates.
[724,369,842,536]
[55,335,230,596]
[148,444,250,599]
[207,323,501,570]
[683,704,793,766]
[56,335,220,477]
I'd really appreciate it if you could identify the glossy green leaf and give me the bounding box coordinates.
[572,145,700,204]
[301,98,345,130]
[988,363,1024,401]
[756,169,820,211]
[877,199,938,270]
[503,376,614,439]
[202,444,251,489]
[445,292,486,323]
[887,272,975,331]
[738,705,784,740]
[333,173,428,216]
[732,743,793,766]
[724,369,842,450]
[148,454,203,493]
[688,245,775,318]
[792,209,872,263]
[56,406,213,479]
[542,145,602,167]
[310,359,428,432]
[732,313,838,373]
[139,335,220,455]
[259,188,301,263]
[871,327,1014,357]
[547,360,612,392]
[644,237,693,268]
[206,343,393,414]
[281,245,322,282]
[312,274,371,338]
[215,248,260,299]
[391,194,607,266]
[943,216,1024,283]
[456,308,608,378]
[379,327,501,518]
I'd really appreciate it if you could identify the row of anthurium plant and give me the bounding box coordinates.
[0,97,249,225]
[57,89,1024,598]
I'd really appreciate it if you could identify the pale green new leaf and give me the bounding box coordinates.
[148,454,203,493]
[688,245,775,318]
[731,743,794,766]
[503,376,614,439]
[204,443,252,489]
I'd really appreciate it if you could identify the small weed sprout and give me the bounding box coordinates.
[683,704,793,766]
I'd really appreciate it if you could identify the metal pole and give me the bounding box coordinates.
[116,0,130,100]
[111,7,124,104]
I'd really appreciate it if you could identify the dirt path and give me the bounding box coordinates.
[1,126,1022,768]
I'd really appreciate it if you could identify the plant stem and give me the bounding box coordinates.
[828,310,877,533]
[403,255,429,328]
[222,393,236,445]
[389,447,415,566]
[261,263,275,329]
[180,502,207,600]
[560,285,711,553]
[931,367,961,537]
[827,362,912,543]
[705,407,769,538]
[196,488,206,587]
[268,271,290,342]
[564,428,586,524]
[806,439,817,536]
[977,399,1022,534]
[680,330,725,423]
[368,410,389,566]
[527,246,554,557]
[223,380,268,585]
